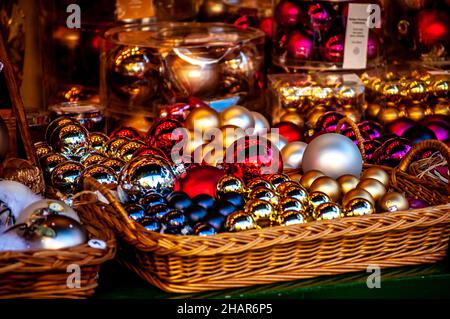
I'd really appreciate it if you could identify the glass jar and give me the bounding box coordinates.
[100,22,266,120]
[272,0,385,71]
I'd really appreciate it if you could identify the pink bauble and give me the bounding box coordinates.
[386,118,415,136]
[321,34,345,62]
[303,2,333,34]
[408,198,428,209]
[286,31,313,59]
[275,1,300,27]
[367,34,378,59]
[425,121,450,141]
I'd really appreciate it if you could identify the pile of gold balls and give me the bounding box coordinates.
[218,166,411,233]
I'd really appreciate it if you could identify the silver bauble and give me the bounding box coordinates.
[220,105,255,131]
[281,141,308,169]
[78,164,118,188]
[49,123,90,158]
[50,161,85,194]
[250,112,270,136]
[17,199,80,224]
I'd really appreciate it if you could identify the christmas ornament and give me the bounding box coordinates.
[378,192,409,213]
[358,121,383,140]
[276,180,300,195]
[286,31,313,59]
[280,111,305,127]
[218,125,246,149]
[341,127,369,144]
[18,199,79,224]
[139,217,162,232]
[102,136,130,157]
[337,174,359,196]
[179,165,227,198]
[49,123,90,159]
[273,122,303,142]
[300,170,325,190]
[45,117,76,143]
[315,112,345,133]
[34,142,52,159]
[302,133,363,179]
[216,174,246,198]
[125,204,145,221]
[39,153,68,180]
[167,191,192,211]
[342,188,375,207]
[50,161,84,194]
[402,125,437,144]
[309,176,342,202]
[432,102,450,116]
[100,158,125,176]
[192,194,215,211]
[116,140,146,161]
[147,118,183,155]
[220,105,255,131]
[278,210,306,226]
[193,223,216,236]
[80,152,107,167]
[315,202,343,221]
[364,140,382,162]
[361,167,390,188]
[119,155,176,201]
[275,1,300,27]
[303,2,333,34]
[375,137,412,167]
[264,132,288,151]
[220,192,245,210]
[247,178,274,191]
[309,191,330,211]
[279,197,307,214]
[148,204,171,221]
[78,164,118,187]
[356,178,387,201]
[140,193,167,209]
[162,209,187,228]
[185,205,208,225]
[205,213,226,232]
[425,121,450,141]
[224,136,283,182]
[344,198,375,217]
[267,174,290,189]
[408,198,428,209]
[110,126,143,140]
[367,34,378,59]
[281,185,309,206]
[386,118,415,136]
[250,187,279,206]
[89,132,109,152]
[225,211,258,232]
[251,112,270,136]
[321,34,344,62]
[214,200,237,217]
[185,106,220,133]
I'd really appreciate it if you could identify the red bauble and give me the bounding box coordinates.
[110,126,143,140]
[286,31,313,59]
[260,17,274,38]
[385,118,415,136]
[177,165,227,198]
[273,121,304,142]
[146,118,184,155]
[275,1,300,27]
[417,10,448,46]
[321,34,345,62]
[223,136,283,182]
[159,103,191,122]
[303,2,333,35]
[185,97,209,109]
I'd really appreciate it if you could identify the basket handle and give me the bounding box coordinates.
[397,140,450,194]
[335,117,366,161]
[83,177,137,231]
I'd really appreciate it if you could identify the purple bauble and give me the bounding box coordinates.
[275,1,300,27]
[342,127,370,144]
[374,137,413,167]
[364,140,382,163]
[358,120,383,140]
[402,125,437,144]
[386,118,415,136]
[286,30,313,59]
[425,121,450,141]
[422,114,450,126]
[408,198,428,209]
[315,111,345,133]
[303,2,333,34]
[367,34,378,59]
[321,34,345,62]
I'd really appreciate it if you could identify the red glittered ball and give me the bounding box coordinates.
[110,126,143,140]
[286,30,313,59]
[159,103,191,122]
[177,165,227,198]
[223,135,283,182]
[273,121,304,142]
[321,34,345,62]
[275,0,300,27]
[146,118,184,155]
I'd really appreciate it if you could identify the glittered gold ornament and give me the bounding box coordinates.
[309,191,330,212]
[276,180,300,194]
[309,176,342,202]
[309,87,333,106]
[366,103,381,119]
[405,80,428,104]
[279,197,307,214]
[356,178,387,201]
[344,198,375,217]
[102,136,130,157]
[377,106,401,124]
[80,152,107,167]
[116,140,146,161]
[245,199,276,227]
[50,161,84,194]
[336,86,357,106]
[315,202,343,221]
[267,174,289,189]
[246,178,274,191]
[101,158,126,176]
[89,132,109,152]
[343,188,375,207]
[300,170,325,190]
[280,110,305,127]
[250,187,279,206]
[34,142,53,159]
[220,105,255,131]
[405,104,426,122]
[78,164,118,187]
[185,106,220,133]
[378,192,409,213]
[278,210,307,226]
[337,174,359,195]
[216,175,245,197]
[39,153,68,180]
[431,79,449,99]
[281,185,309,206]
[225,211,258,232]
[361,167,390,188]
[432,102,450,116]
[45,116,77,143]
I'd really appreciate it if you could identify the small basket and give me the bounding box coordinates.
[77,119,450,293]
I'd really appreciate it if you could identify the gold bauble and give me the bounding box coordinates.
[225,211,258,232]
[289,173,302,183]
[309,87,333,106]
[185,129,206,155]
[361,167,390,188]
[245,199,276,227]
[276,180,300,194]
[315,202,343,221]
[216,175,245,197]
[281,185,309,206]
[405,80,428,104]
[116,140,146,161]
[309,176,342,202]
[366,103,381,119]
[280,110,305,127]
[300,170,325,190]
[220,105,255,131]
[278,210,307,226]
[247,178,274,191]
[89,132,109,152]
[377,106,401,124]
[34,142,53,159]
[433,102,450,116]
[431,79,449,99]
[342,188,375,207]
[405,104,426,122]
[356,178,387,201]
[194,142,225,166]
[101,158,125,176]
[308,191,331,212]
[337,174,360,195]
[382,83,402,104]
[342,108,361,123]
[378,192,409,213]
[102,137,130,157]
[267,174,289,189]
[306,106,327,128]
[80,152,107,167]
[218,125,246,149]
[278,197,307,213]
[344,198,375,217]
[250,187,279,206]
[185,106,220,133]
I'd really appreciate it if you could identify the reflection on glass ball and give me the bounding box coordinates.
[50,161,84,194]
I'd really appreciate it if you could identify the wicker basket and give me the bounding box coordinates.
[76,122,450,293]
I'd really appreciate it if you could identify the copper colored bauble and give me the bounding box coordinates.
[147,118,184,155]
[45,116,77,143]
[306,106,327,128]
[119,155,176,200]
[250,187,279,206]
[110,126,143,141]
[386,118,415,136]
[116,140,146,162]
[276,180,300,195]
[302,133,363,179]
[247,178,274,191]
[377,106,401,124]
[342,188,375,207]
[185,106,220,134]
[245,199,276,227]
[405,81,428,104]
[251,112,270,136]
[309,176,342,202]
[220,105,255,131]
[315,202,343,221]
[275,1,300,27]
[281,185,309,206]
[321,34,344,63]
[358,121,383,140]
[278,210,307,226]
[102,137,130,157]
[225,211,258,232]
[433,102,450,116]
[50,161,84,194]
[39,153,68,180]
[101,158,125,176]
[356,178,387,201]
[266,173,289,189]
[300,170,325,190]
[34,142,52,159]
[374,137,412,167]
[309,191,330,212]
[381,83,402,104]
[378,192,409,213]
[279,197,307,213]
[80,152,107,167]
[78,164,118,187]
[361,167,390,188]
[281,141,308,169]
[405,105,426,122]
[315,111,345,133]
[273,121,304,142]
[366,103,381,119]
[344,198,375,217]
[337,174,359,196]
[280,111,305,127]
[286,31,313,60]
[49,123,90,158]
[224,136,283,182]
[89,132,109,152]
[216,174,245,198]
